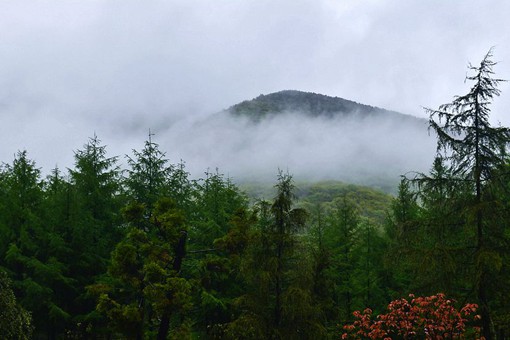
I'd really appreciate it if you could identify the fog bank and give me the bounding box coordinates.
[155,110,436,188]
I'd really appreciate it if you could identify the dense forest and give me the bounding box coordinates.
[1,52,510,339]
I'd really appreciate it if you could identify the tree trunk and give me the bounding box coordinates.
[156,314,170,340]
[274,238,283,329]
[479,272,493,340]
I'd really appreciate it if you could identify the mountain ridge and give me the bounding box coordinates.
[227,90,422,122]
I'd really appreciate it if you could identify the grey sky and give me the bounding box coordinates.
[1,0,509,182]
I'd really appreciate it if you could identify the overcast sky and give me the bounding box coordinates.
[1,0,509,182]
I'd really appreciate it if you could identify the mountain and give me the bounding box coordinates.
[165,90,435,193]
[227,90,421,123]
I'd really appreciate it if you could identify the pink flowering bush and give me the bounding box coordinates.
[342,294,483,339]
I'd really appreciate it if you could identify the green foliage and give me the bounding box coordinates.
[0,138,398,338]
[0,150,44,250]
[190,170,248,248]
[323,197,360,323]
[305,195,394,337]
[0,271,33,339]
[243,180,393,225]
[225,171,330,339]
[385,49,510,338]
[426,49,509,183]
[1,65,509,339]
[95,197,192,339]
[0,151,77,338]
[126,133,174,213]
[185,173,252,338]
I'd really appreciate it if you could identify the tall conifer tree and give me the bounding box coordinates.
[425,49,510,338]
[125,132,173,215]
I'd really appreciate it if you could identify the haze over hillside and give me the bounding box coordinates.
[158,90,436,191]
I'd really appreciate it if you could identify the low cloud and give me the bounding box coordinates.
[155,110,437,188]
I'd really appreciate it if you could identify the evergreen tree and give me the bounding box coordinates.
[413,157,471,295]
[270,171,307,334]
[324,196,359,323]
[225,172,325,339]
[424,49,510,338]
[350,219,387,313]
[384,177,421,294]
[0,270,33,339]
[0,152,72,338]
[94,198,192,339]
[196,206,256,338]
[483,164,510,335]
[190,169,247,249]
[0,151,44,249]
[182,170,249,338]
[67,135,124,334]
[307,203,336,333]
[168,160,193,215]
[125,133,173,214]
[69,134,123,259]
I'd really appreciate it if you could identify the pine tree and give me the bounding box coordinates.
[69,134,123,259]
[95,198,192,339]
[0,151,44,248]
[125,133,173,215]
[307,203,336,332]
[190,169,247,249]
[413,157,471,294]
[187,171,251,338]
[384,178,420,290]
[324,196,359,323]
[351,219,387,313]
[424,48,510,338]
[0,152,72,338]
[67,135,123,335]
[270,171,307,333]
[226,171,320,339]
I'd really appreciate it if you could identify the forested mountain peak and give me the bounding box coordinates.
[227,90,419,122]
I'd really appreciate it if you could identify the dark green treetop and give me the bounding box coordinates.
[426,48,510,182]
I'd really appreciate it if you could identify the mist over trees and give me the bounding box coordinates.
[1,51,510,339]
[174,90,435,189]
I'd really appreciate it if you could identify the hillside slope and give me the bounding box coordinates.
[241,179,393,224]
[227,90,421,123]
